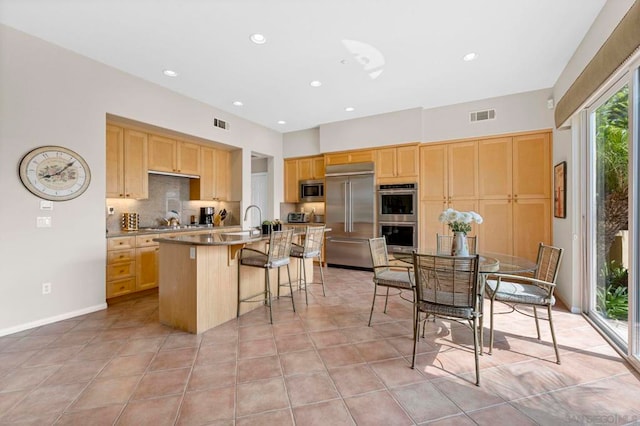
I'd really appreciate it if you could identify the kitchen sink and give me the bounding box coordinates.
[220,229,262,237]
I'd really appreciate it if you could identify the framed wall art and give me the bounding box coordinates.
[554,161,567,218]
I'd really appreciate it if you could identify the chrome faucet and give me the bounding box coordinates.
[243,204,262,231]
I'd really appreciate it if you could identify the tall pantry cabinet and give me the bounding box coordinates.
[419,131,552,261]
[476,133,551,261]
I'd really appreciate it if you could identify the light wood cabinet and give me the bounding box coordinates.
[190,147,230,201]
[476,132,552,260]
[325,149,374,166]
[284,155,325,203]
[478,133,550,200]
[148,135,201,176]
[420,131,551,260]
[284,159,299,203]
[106,125,148,199]
[106,236,137,298]
[419,141,478,247]
[136,245,159,291]
[297,156,324,181]
[376,145,419,183]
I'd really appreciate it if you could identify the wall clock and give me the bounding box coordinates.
[18,146,91,201]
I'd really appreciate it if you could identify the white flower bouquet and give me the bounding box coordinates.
[438,208,483,234]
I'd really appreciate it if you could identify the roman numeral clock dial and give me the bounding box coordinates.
[19,146,91,201]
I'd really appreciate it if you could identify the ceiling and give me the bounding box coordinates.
[0,0,607,132]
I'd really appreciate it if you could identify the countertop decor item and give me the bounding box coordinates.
[18,145,91,201]
[438,208,483,256]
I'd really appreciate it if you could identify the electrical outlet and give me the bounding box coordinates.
[108,206,115,215]
[42,282,51,295]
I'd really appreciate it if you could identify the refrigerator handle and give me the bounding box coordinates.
[343,181,348,233]
[348,181,353,232]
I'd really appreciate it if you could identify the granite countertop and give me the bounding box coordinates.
[155,231,264,246]
[106,224,240,238]
[154,226,329,246]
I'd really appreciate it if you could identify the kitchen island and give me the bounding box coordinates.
[155,228,315,334]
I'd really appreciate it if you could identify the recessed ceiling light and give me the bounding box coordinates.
[163,69,178,77]
[232,101,243,106]
[277,120,286,125]
[250,33,266,44]
[345,107,355,112]
[463,52,478,62]
[310,80,322,87]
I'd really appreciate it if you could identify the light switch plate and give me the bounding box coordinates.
[37,217,52,228]
[40,200,53,210]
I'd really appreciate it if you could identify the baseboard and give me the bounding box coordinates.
[0,303,108,337]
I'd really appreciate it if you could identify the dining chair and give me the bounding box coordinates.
[411,252,482,385]
[367,237,415,326]
[237,228,295,324]
[436,233,477,255]
[290,225,326,304]
[486,243,564,364]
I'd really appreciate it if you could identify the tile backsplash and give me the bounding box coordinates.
[106,174,239,234]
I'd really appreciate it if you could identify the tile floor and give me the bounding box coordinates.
[1,266,640,425]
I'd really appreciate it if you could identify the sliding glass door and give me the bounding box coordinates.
[586,63,639,368]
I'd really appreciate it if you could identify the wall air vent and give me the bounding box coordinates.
[470,109,496,122]
[213,118,229,130]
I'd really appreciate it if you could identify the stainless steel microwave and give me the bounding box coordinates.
[299,179,324,202]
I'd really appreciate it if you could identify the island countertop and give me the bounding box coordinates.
[154,231,263,246]
[153,226,326,246]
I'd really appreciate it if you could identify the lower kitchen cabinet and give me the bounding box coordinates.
[107,234,159,299]
[136,234,159,291]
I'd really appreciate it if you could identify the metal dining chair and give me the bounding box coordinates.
[486,243,564,363]
[289,225,326,305]
[237,228,295,324]
[367,237,414,326]
[411,252,482,385]
[436,233,477,255]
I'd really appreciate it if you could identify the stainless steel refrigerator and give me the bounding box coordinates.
[325,162,376,268]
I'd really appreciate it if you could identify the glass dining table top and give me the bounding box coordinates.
[391,250,537,275]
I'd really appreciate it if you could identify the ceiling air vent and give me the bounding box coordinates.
[470,109,496,122]
[213,118,229,130]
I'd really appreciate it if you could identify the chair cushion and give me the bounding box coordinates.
[375,270,413,289]
[290,245,320,258]
[485,279,555,306]
[418,301,474,320]
[240,254,268,267]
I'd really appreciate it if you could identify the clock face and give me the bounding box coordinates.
[19,146,91,201]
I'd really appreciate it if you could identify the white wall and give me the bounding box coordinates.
[319,108,423,152]
[0,25,283,335]
[282,128,320,158]
[550,0,634,312]
[422,89,555,143]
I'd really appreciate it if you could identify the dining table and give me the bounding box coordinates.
[391,250,538,349]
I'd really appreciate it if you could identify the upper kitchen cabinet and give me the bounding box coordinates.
[106,124,148,199]
[284,155,325,203]
[512,133,551,199]
[324,149,375,166]
[190,147,230,201]
[478,132,551,200]
[376,145,419,183]
[419,141,478,202]
[148,135,201,176]
[297,155,325,181]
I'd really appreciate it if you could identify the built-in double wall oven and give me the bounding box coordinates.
[377,183,418,253]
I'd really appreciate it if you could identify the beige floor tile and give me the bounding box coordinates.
[187,361,236,391]
[132,367,190,400]
[292,399,355,426]
[285,371,339,406]
[237,355,282,382]
[69,375,140,410]
[236,377,289,417]
[177,386,235,425]
[55,405,124,426]
[345,390,413,426]
[117,394,181,425]
[280,349,325,376]
[329,364,385,397]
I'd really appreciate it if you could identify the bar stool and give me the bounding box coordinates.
[290,225,326,304]
[237,228,295,324]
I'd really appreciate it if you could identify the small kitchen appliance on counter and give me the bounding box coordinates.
[287,212,309,223]
[121,212,139,231]
[200,207,214,225]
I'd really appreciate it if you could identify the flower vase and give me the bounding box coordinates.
[451,232,469,256]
